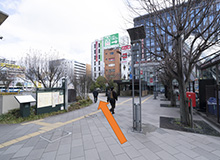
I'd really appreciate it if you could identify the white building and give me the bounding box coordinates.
[91,39,105,80]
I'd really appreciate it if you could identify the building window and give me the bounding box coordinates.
[94,67,96,71]
[99,73,101,76]
[99,55,100,59]
[94,56,96,60]
[94,44,96,48]
[98,49,100,53]
[99,43,100,47]
[98,61,100,65]
[109,69,115,72]
[94,73,96,77]
[109,64,115,67]
[110,52,114,55]
[99,67,100,71]
[94,50,96,54]
[94,61,96,65]
[109,58,115,61]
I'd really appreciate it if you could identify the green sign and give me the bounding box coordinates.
[100,40,102,61]
[103,33,119,48]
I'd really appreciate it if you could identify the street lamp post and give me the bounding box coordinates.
[127,25,146,132]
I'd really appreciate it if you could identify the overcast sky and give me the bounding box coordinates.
[0,0,133,64]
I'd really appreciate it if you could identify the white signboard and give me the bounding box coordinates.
[15,95,36,104]
[37,91,63,108]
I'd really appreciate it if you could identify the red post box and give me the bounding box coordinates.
[186,92,196,107]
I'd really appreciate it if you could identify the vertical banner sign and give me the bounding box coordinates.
[96,41,98,62]
[100,40,102,61]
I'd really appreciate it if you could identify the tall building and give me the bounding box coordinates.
[132,0,220,88]
[104,48,121,81]
[91,33,120,81]
[91,39,105,80]
[51,59,86,88]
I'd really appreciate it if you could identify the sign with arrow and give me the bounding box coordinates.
[98,101,127,144]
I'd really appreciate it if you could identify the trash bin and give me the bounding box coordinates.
[207,97,217,115]
[20,103,31,117]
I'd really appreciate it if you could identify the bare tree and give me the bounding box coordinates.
[20,49,64,88]
[70,74,92,99]
[126,0,220,126]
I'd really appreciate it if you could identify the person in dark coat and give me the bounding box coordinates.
[93,89,99,103]
[107,87,118,114]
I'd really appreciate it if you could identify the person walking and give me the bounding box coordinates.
[93,89,99,103]
[107,87,118,114]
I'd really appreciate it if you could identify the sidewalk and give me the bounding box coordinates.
[0,94,220,160]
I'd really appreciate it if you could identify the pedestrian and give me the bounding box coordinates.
[93,89,99,103]
[107,87,118,114]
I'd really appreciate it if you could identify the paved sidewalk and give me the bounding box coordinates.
[0,94,220,160]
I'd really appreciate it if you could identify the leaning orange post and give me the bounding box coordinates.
[98,101,127,144]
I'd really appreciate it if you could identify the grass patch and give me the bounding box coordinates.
[0,97,93,124]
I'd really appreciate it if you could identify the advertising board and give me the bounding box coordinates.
[103,33,119,48]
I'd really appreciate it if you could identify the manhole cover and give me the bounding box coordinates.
[40,129,72,143]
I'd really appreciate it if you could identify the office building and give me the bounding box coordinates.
[91,33,120,81]
[104,48,121,81]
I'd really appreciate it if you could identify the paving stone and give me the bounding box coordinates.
[71,157,85,160]
[25,148,44,160]
[99,150,115,160]
[139,148,160,160]
[41,151,56,160]
[158,143,180,155]
[83,139,96,150]
[212,150,220,158]
[132,156,147,160]
[109,143,124,156]
[12,147,33,158]
[95,142,109,153]
[193,147,220,160]
[44,141,60,152]
[176,139,196,149]
[115,153,131,160]
[156,150,177,160]
[143,141,163,153]
[176,146,199,158]
[57,144,71,155]
[34,141,48,150]
[194,156,209,160]
[123,146,141,159]
[2,144,23,155]
[70,146,84,159]
[56,153,70,160]
[173,153,193,160]
[85,148,99,160]
[0,153,14,160]
[129,139,146,150]
[104,137,117,146]
[72,138,83,148]
[10,157,26,160]
[193,141,216,152]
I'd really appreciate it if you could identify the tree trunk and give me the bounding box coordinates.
[167,79,176,106]
[178,78,190,126]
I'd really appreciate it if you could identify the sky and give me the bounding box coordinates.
[0,0,134,64]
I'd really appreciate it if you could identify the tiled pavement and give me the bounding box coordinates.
[0,94,220,160]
